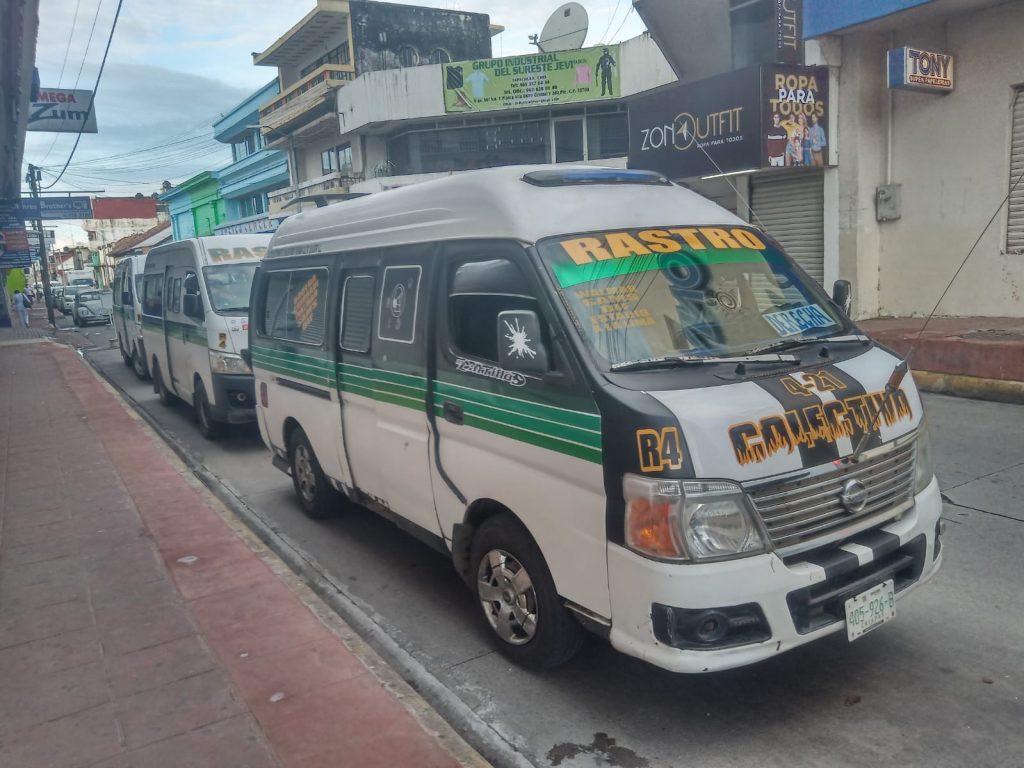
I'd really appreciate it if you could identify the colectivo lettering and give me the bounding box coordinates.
[558,227,767,266]
[729,387,913,466]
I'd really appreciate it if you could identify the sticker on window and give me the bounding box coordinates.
[763,304,836,337]
[294,273,321,331]
[378,265,421,344]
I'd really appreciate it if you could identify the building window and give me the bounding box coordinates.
[397,45,419,68]
[388,120,549,175]
[429,48,452,65]
[337,144,353,175]
[586,112,628,160]
[321,148,337,176]
[1009,88,1024,252]
[300,41,352,78]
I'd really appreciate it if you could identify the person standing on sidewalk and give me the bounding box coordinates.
[12,289,30,327]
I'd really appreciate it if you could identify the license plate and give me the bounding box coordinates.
[845,579,896,641]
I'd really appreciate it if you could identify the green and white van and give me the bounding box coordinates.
[142,235,270,439]
[248,167,943,673]
[112,253,149,379]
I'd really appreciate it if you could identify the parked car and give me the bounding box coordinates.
[73,289,112,326]
[48,285,65,310]
[61,285,88,315]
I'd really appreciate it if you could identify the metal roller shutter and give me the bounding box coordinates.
[751,171,825,284]
[1007,88,1024,252]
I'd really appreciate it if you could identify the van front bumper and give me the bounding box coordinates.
[209,373,257,424]
[606,476,944,673]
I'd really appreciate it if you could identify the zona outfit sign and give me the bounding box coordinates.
[628,64,829,178]
[443,45,620,114]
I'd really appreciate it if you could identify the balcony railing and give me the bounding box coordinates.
[268,171,362,209]
[259,64,354,132]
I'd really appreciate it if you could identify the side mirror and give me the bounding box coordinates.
[496,309,549,374]
[240,348,252,368]
[121,291,131,306]
[182,293,204,319]
[832,279,852,316]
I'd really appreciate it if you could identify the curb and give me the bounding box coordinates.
[913,370,1024,405]
[77,347,536,768]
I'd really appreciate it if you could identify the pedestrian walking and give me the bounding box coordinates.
[12,289,30,327]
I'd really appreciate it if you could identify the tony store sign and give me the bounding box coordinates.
[628,65,830,179]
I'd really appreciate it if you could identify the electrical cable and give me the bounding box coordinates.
[607,5,635,44]
[42,0,125,190]
[599,0,624,44]
[38,0,85,166]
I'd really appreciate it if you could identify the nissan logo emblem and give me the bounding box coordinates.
[840,479,869,514]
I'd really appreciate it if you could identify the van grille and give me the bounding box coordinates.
[748,437,917,551]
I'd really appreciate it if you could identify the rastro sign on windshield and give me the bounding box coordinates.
[550,227,769,288]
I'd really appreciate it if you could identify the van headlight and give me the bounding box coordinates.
[623,474,767,561]
[914,419,934,494]
[209,350,250,374]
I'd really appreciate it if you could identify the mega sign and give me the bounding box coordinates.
[27,89,98,133]
[887,47,954,94]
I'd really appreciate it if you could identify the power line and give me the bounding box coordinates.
[70,0,105,91]
[607,5,635,43]
[599,0,624,44]
[38,0,85,165]
[42,0,126,190]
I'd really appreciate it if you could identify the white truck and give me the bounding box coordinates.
[65,268,96,287]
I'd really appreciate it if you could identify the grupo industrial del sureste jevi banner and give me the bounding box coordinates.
[443,45,621,114]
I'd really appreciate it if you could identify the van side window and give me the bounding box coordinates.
[262,268,329,345]
[340,274,375,353]
[142,275,163,316]
[183,271,200,298]
[449,258,544,365]
[170,278,182,313]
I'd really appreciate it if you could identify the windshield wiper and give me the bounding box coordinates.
[216,306,249,313]
[747,333,871,356]
[611,353,800,372]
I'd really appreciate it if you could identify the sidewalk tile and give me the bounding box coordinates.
[0,660,109,736]
[0,519,68,547]
[208,603,329,661]
[96,600,196,657]
[169,551,276,601]
[0,703,122,768]
[106,635,218,698]
[2,504,71,530]
[0,598,93,650]
[90,574,181,611]
[190,579,300,640]
[109,714,279,768]
[114,669,245,750]
[0,627,102,679]
[1,535,78,566]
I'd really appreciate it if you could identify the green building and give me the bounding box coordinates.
[159,171,225,240]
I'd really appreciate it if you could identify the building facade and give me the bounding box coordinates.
[160,172,226,240]
[252,0,496,211]
[212,81,290,235]
[82,197,168,286]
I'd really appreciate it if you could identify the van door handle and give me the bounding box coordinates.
[442,401,464,425]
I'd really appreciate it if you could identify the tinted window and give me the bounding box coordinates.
[261,269,328,345]
[448,259,540,364]
[170,278,182,313]
[340,275,375,353]
[142,276,163,316]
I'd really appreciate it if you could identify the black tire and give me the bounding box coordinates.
[470,514,585,669]
[152,360,174,406]
[194,380,223,441]
[121,341,133,367]
[288,427,340,520]
[132,345,149,381]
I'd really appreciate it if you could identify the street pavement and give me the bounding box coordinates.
[0,319,489,768]
[67,314,1024,768]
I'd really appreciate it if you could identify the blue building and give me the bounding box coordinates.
[212,81,290,235]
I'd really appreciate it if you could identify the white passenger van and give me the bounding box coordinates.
[112,254,149,379]
[142,235,271,439]
[249,167,942,672]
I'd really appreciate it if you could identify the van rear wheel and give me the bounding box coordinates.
[288,428,340,520]
[153,361,174,406]
[120,341,133,367]
[470,514,585,669]
[132,345,149,380]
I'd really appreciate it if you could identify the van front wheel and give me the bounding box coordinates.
[470,515,584,669]
[194,380,223,441]
[288,428,339,520]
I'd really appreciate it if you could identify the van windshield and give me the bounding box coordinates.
[537,226,847,366]
[203,264,257,314]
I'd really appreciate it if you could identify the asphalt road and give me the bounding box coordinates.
[70,317,1024,768]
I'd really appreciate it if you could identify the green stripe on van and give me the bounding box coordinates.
[251,346,601,462]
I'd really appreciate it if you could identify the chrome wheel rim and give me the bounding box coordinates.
[477,549,538,646]
[293,445,316,505]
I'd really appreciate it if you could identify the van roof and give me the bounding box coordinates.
[266,165,746,259]
[144,235,271,273]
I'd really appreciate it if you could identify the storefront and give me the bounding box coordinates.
[628,63,832,284]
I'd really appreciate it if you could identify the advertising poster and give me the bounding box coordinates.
[762,65,829,168]
[0,200,32,269]
[443,45,620,114]
[27,88,98,134]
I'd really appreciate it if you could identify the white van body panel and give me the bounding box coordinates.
[113,254,146,365]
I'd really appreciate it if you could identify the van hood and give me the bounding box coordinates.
[206,315,250,356]
[646,346,923,483]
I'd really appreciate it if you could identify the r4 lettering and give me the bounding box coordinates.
[636,427,684,473]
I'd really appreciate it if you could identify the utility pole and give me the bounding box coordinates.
[26,164,57,327]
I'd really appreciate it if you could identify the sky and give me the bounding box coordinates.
[24,0,647,247]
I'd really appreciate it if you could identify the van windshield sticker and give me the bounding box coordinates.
[294,274,321,332]
[207,246,268,262]
[763,304,833,337]
[550,227,768,289]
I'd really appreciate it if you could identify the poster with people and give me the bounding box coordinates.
[762,65,829,168]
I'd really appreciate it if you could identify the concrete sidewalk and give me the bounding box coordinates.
[860,316,1024,403]
[0,340,487,768]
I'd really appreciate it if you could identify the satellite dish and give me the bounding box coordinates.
[536,3,589,53]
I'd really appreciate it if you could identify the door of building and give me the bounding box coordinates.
[552,118,585,163]
[751,171,825,284]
